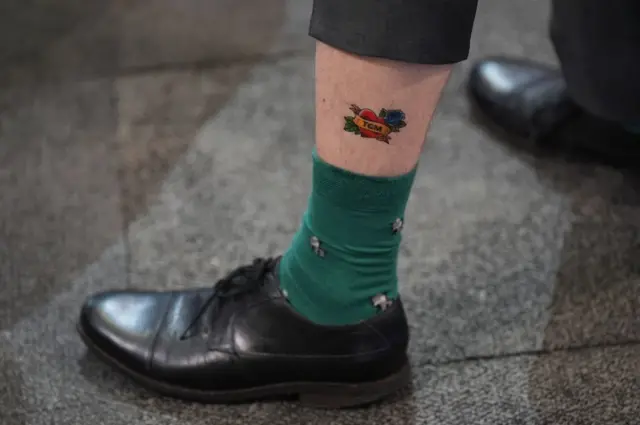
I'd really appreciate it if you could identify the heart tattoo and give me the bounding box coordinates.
[343,104,407,143]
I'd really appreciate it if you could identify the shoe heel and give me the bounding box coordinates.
[298,362,412,409]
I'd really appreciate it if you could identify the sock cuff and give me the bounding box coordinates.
[312,150,417,212]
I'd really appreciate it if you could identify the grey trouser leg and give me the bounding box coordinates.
[551,0,640,123]
[309,0,478,65]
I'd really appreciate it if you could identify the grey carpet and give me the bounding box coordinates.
[1,0,639,424]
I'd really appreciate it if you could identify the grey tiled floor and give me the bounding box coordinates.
[1,1,639,424]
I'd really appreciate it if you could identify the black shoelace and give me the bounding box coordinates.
[180,257,279,340]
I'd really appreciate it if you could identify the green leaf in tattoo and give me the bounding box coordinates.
[344,116,359,133]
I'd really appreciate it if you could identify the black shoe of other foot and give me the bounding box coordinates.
[468,57,640,168]
[77,257,411,408]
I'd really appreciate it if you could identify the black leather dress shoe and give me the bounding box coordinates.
[77,257,411,408]
[468,57,640,166]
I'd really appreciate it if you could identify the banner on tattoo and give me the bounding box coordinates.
[353,115,392,138]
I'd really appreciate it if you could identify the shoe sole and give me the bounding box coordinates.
[76,323,411,409]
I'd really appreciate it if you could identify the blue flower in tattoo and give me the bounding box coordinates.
[384,110,406,127]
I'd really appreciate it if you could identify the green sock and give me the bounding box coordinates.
[279,151,417,325]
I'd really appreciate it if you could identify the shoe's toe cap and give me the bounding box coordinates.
[469,57,555,100]
[468,57,563,136]
[79,291,174,372]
